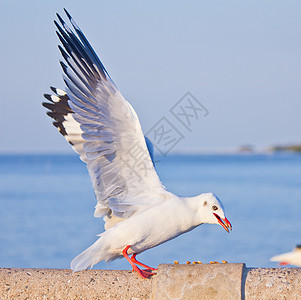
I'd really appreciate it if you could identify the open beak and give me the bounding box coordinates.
[213,213,232,233]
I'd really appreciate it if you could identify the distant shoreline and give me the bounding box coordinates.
[269,144,301,153]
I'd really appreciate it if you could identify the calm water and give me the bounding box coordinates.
[0,153,300,270]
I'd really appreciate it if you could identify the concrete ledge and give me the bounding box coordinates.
[0,268,153,299]
[245,267,301,299]
[154,263,244,299]
[1,264,301,299]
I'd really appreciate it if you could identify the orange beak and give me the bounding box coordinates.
[213,213,232,233]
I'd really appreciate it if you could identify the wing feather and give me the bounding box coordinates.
[43,10,163,229]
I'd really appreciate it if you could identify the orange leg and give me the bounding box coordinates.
[122,245,156,279]
[131,253,157,271]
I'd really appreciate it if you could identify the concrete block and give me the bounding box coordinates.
[245,268,301,299]
[152,263,245,300]
[0,268,154,300]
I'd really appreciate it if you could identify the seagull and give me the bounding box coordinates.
[270,245,301,266]
[42,9,232,278]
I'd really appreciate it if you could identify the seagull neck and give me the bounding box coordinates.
[182,196,204,225]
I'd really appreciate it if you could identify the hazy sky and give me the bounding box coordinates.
[1,1,301,153]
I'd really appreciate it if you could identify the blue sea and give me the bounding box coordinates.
[0,153,300,270]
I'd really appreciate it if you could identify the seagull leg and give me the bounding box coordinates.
[122,245,155,279]
[130,253,157,271]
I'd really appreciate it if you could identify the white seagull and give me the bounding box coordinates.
[270,245,301,267]
[43,9,232,278]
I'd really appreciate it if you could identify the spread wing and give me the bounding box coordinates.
[42,10,165,229]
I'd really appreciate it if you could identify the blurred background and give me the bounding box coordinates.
[0,1,300,269]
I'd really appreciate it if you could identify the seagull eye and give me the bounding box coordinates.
[212,205,218,211]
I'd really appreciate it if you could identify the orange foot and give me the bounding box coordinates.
[123,245,157,279]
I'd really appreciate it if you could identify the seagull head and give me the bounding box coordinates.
[197,193,232,233]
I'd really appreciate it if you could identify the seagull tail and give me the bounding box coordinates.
[71,237,107,272]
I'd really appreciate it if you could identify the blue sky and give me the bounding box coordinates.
[1,1,301,153]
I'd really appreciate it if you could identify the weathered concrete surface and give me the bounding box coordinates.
[0,268,154,300]
[1,265,301,300]
[152,263,244,300]
[245,268,301,300]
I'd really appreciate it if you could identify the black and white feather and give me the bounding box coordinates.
[43,9,163,230]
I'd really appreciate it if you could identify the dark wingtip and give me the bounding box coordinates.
[56,13,65,26]
[50,86,57,93]
[43,94,52,101]
[42,102,54,110]
[56,31,65,45]
[58,45,69,60]
[60,60,68,70]
[59,61,69,76]
[54,20,61,31]
[64,8,72,20]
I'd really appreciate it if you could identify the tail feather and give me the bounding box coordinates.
[71,237,107,272]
